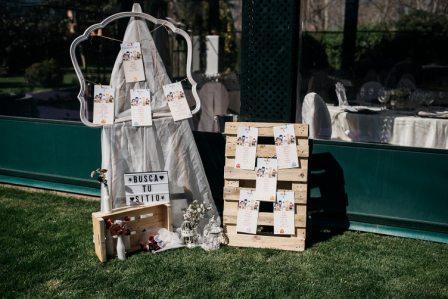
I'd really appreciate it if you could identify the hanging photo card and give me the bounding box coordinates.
[234,126,258,170]
[130,88,153,127]
[162,82,192,121]
[254,158,278,202]
[93,85,115,125]
[121,42,145,82]
[274,191,295,235]
[236,189,259,234]
[274,124,299,169]
[124,171,170,206]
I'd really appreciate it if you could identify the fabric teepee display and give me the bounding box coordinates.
[98,4,219,230]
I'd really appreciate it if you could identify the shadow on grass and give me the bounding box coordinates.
[307,151,349,247]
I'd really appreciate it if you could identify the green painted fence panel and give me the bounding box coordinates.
[310,140,448,234]
[0,116,101,188]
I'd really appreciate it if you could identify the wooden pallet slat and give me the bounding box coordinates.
[225,137,309,157]
[225,158,308,174]
[92,215,107,262]
[223,201,307,227]
[226,225,306,251]
[223,186,307,204]
[223,122,309,252]
[225,122,308,138]
[224,166,308,182]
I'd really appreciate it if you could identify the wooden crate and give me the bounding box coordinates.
[92,204,172,262]
[223,122,309,252]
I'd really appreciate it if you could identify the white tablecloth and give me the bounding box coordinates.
[328,105,448,149]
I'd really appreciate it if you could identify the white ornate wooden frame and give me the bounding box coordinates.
[69,11,200,128]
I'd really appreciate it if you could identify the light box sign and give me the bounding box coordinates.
[124,171,170,206]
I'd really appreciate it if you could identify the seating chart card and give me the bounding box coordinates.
[130,88,152,127]
[93,85,115,125]
[121,42,145,82]
[234,126,258,170]
[162,82,193,121]
[124,171,170,206]
[236,189,259,234]
[274,124,299,169]
[274,191,295,235]
[254,158,278,202]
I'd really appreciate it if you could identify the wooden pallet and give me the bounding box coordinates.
[92,204,171,262]
[223,122,309,252]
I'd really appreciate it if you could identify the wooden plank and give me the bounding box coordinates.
[225,122,308,138]
[223,186,307,204]
[224,166,307,182]
[130,233,141,250]
[292,183,307,203]
[226,225,305,251]
[225,157,308,171]
[226,225,306,239]
[92,215,107,262]
[226,157,307,169]
[93,203,169,219]
[224,179,240,188]
[165,204,172,230]
[225,138,309,158]
[223,201,307,227]
[126,215,166,232]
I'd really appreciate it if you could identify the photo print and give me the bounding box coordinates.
[93,85,115,125]
[130,88,152,127]
[273,191,295,235]
[236,189,259,234]
[162,82,193,121]
[121,42,145,82]
[234,126,258,170]
[273,124,299,169]
[254,158,278,202]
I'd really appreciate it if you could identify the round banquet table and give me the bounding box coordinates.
[328,105,448,150]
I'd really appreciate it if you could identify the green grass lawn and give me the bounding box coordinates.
[0,185,447,297]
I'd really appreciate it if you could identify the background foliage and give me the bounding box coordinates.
[302,9,448,76]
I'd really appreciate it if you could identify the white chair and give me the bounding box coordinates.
[357,81,384,105]
[301,92,332,139]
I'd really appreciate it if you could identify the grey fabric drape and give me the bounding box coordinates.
[101,4,219,230]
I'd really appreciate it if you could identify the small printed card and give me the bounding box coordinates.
[274,124,299,169]
[121,42,145,82]
[234,126,258,170]
[93,85,114,125]
[236,189,259,234]
[130,88,152,127]
[274,191,295,235]
[254,158,278,202]
[162,82,192,121]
